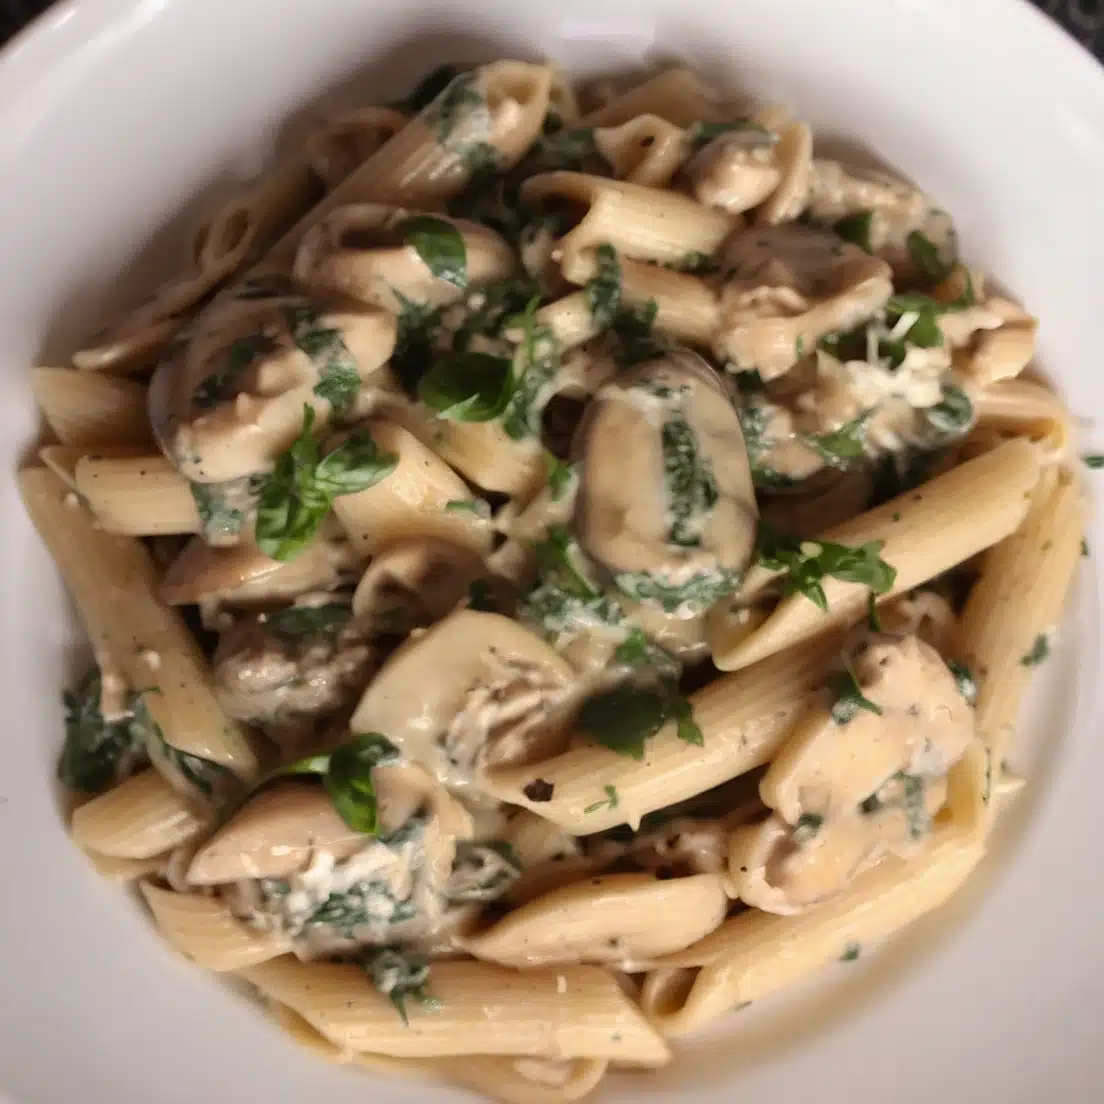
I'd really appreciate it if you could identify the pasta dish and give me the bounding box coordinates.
[21,60,1086,1103]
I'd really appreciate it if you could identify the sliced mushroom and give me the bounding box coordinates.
[806,159,957,278]
[684,129,782,215]
[351,537,487,633]
[713,224,893,379]
[149,288,397,483]
[350,609,576,791]
[293,203,516,311]
[761,633,975,822]
[574,350,758,603]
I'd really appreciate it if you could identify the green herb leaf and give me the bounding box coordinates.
[795,812,823,842]
[807,411,872,469]
[188,475,260,544]
[57,669,147,794]
[840,942,862,962]
[193,333,277,409]
[834,210,874,252]
[898,772,929,839]
[283,304,363,419]
[264,603,352,642]
[670,692,704,746]
[578,686,670,760]
[686,119,773,150]
[867,592,882,632]
[396,215,467,290]
[925,384,974,441]
[907,230,952,284]
[884,294,944,349]
[946,659,978,705]
[1083,454,1104,470]
[664,251,720,275]
[134,697,233,801]
[1021,634,1050,667]
[584,784,620,814]
[444,497,491,518]
[419,351,514,421]
[585,244,622,330]
[613,568,740,614]
[531,127,599,171]
[611,299,669,367]
[255,407,397,561]
[829,663,884,724]
[362,947,440,1025]
[756,525,897,611]
[500,299,561,440]
[545,454,576,501]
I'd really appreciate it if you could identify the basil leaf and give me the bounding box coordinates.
[834,211,874,252]
[362,948,440,1025]
[1021,634,1050,667]
[907,230,952,284]
[925,384,973,441]
[396,215,467,290]
[686,119,773,150]
[255,407,397,561]
[578,686,670,760]
[419,351,514,421]
[585,243,622,330]
[829,664,883,724]
[193,333,277,410]
[57,669,147,794]
[756,525,897,611]
[807,411,872,469]
[264,603,352,642]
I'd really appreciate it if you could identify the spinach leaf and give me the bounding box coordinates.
[840,942,862,962]
[255,406,397,561]
[828,663,884,724]
[132,695,234,800]
[834,210,874,252]
[664,251,720,275]
[1021,634,1050,667]
[308,882,415,933]
[883,294,944,350]
[613,628,680,680]
[579,682,702,760]
[193,333,277,409]
[907,230,953,284]
[756,525,897,611]
[807,411,872,470]
[264,603,353,642]
[362,948,440,1025]
[530,126,600,171]
[898,772,929,839]
[663,413,719,548]
[867,592,882,632]
[57,669,146,794]
[281,304,363,418]
[419,351,514,421]
[448,841,523,901]
[585,244,622,330]
[444,498,491,518]
[795,812,823,842]
[396,215,467,290]
[279,732,400,834]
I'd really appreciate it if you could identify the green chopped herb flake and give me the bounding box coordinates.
[585,244,622,331]
[362,948,440,1025]
[193,333,277,410]
[1021,634,1050,667]
[1083,454,1104,470]
[396,214,467,290]
[829,663,884,725]
[907,230,953,285]
[840,942,862,963]
[584,784,620,814]
[834,210,874,252]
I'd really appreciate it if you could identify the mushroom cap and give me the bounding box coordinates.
[574,349,758,588]
[148,286,396,483]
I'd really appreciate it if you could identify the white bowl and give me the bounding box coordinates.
[0,1,1101,1102]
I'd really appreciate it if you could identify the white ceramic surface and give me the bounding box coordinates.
[0,1,1101,1102]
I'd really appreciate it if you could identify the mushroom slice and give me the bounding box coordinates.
[352,537,487,634]
[682,128,782,215]
[575,350,758,612]
[350,609,576,791]
[713,224,893,380]
[149,288,397,483]
[806,159,957,279]
[293,203,515,311]
[186,782,368,885]
[760,633,975,823]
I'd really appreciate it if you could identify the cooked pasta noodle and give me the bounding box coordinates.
[22,57,1084,1104]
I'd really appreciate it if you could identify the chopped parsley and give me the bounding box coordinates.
[828,662,883,724]
[611,299,670,367]
[584,784,620,814]
[500,299,561,440]
[283,303,362,418]
[1021,634,1050,667]
[578,683,702,760]
[662,413,719,547]
[585,243,622,330]
[1083,454,1104,470]
[255,407,397,560]
[840,942,862,963]
[807,411,872,470]
[834,210,874,252]
[395,214,467,290]
[755,525,897,611]
[612,567,740,614]
[362,948,441,1025]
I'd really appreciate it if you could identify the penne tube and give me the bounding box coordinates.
[70,769,207,859]
[20,468,258,776]
[81,848,165,883]
[522,171,734,272]
[305,106,410,190]
[140,883,292,971]
[331,420,493,556]
[560,252,719,343]
[31,367,153,448]
[547,66,582,128]
[975,377,1074,461]
[461,873,727,968]
[72,318,181,375]
[74,455,200,536]
[721,439,1044,671]
[484,633,841,832]
[954,464,1083,779]
[755,121,813,226]
[579,69,727,128]
[238,956,671,1065]
[535,291,603,350]
[593,114,690,187]
[641,832,983,1035]
[39,443,151,493]
[260,62,553,272]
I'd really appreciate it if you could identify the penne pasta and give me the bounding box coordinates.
[720,439,1044,670]
[579,68,727,128]
[31,367,153,448]
[593,114,690,187]
[239,956,672,1065]
[70,770,207,859]
[305,106,411,190]
[484,633,842,832]
[641,832,983,1035]
[140,883,292,970]
[975,377,1075,460]
[21,468,258,777]
[74,455,200,536]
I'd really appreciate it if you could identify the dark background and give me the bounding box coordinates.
[1,1,1102,56]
